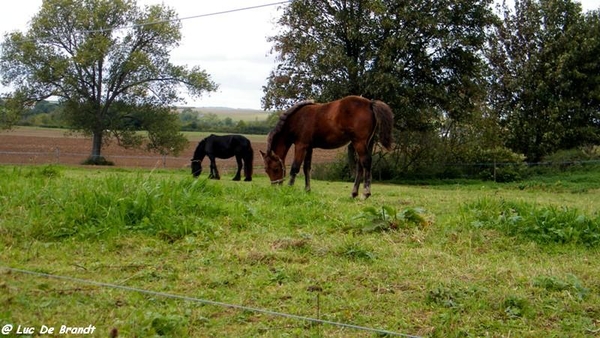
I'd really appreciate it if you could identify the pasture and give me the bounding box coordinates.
[1,164,600,337]
[190,107,270,122]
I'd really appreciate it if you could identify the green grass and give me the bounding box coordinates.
[1,165,600,337]
[188,107,270,122]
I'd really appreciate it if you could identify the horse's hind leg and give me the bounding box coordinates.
[352,162,363,198]
[232,155,242,181]
[303,148,313,192]
[362,139,376,199]
[350,144,363,198]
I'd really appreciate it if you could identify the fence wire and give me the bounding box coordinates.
[2,266,422,338]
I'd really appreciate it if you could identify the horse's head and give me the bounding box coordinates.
[190,159,202,177]
[260,150,285,185]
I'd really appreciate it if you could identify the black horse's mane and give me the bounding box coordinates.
[266,100,314,152]
[192,136,209,160]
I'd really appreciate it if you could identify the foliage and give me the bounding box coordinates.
[263,0,600,180]
[485,0,600,161]
[543,146,600,166]
[0,94,28,130]
[353,205,428,233]
[263,0,499,179]
[464,198,600,246]
[263,0,495,125]
[0,0,217,159]
[311,152,353,181]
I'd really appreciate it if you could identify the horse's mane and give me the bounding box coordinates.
[266,100,315,152]
[192,136,209,160]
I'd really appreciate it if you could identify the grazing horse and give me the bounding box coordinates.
[191,134,253,181]
[260,95,393,198]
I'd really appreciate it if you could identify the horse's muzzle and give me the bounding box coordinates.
[270,178,285,185]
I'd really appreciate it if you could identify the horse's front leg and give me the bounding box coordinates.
[232,155,242,181]
[303,148,313,192]
[289,144,308,187]
[209,156,220,180]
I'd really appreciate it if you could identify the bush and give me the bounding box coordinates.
[81,156,114,166]
[312,153,352,181]
[541,147,600,170]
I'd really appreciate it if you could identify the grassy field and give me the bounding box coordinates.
[1,165,600,337]
[183,107,271,122]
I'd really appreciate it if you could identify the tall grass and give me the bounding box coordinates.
[1,165,346,242]
[2,164,600,337]
[2,166,230,241]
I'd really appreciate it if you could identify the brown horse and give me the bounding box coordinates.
[260,95,393,198]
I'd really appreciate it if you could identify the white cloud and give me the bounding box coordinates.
[0,1,282,109]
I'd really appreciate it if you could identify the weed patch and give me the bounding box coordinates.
[464,198,600,246]
[352,205,429,233]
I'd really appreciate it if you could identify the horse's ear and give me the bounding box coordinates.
[259,150,266,159]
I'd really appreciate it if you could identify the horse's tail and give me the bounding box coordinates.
[371,100,394,150]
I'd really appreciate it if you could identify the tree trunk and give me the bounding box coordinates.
[91,131,103,160]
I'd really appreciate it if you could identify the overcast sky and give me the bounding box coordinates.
[1,0,599,110]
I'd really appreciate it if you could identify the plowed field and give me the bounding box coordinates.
[0,128,343,175]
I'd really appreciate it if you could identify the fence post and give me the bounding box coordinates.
[493,157,497,182]
[55,147,60,164]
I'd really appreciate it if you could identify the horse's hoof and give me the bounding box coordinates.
[351,192,359,198]
[244,178,252,182]
[363,193,371,200]
[232,177,241,181]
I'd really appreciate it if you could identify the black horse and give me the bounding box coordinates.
[191,134,253,181]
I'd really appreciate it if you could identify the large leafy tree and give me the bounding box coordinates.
[262,0,496,174]
[486,0,599,161]
[263,0,495,132]
[554,9,600,150]
[0,0,217,161]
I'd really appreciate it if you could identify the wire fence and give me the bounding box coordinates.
[0,149,185,168]
[2,149,600,178]
[2,266,422,338]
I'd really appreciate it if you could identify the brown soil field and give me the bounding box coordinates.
[0,127,344,176]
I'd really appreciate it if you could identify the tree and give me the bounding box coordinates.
[0,96,22,130]
[486,0,598,161]
[553,9,600,149]
[0,0,217,162]
[263,0,494,131]
[262,0,496,177]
